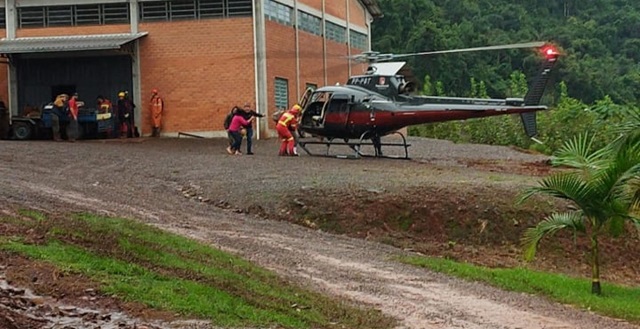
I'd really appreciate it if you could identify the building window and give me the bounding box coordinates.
[227,0,252,17]
[0,10,6,28]
[101,3,129,24]
[171,0,197,20]
[139,0,252,22]
[75,5,102,25]
[47,6,73,27]
[140,2,169,21]
[18,7,45,28]
[198,0,224,18]
[18,3,129,28]
[298,11,321,36]
[326,21,346,43]
[275,78,289,110]
[264,0,292,26]
[350,30,368,51]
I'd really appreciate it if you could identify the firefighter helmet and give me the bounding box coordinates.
[118,92,125,97]
[290,104,302,114]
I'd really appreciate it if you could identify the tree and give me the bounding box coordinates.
[519,133,640,295]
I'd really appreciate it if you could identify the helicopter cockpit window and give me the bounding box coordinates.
[302,91,332,127]
[310,91,331,103]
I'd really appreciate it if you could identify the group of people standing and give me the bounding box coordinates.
[224,103,302,156]
[47,88,163,141]
[95,91,135,138]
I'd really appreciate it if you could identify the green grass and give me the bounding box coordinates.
[399,255,640,323]
[0,211,394,329]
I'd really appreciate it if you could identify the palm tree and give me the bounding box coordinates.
[519,133,640,295]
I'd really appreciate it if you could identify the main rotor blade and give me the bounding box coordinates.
[391,41,547,59]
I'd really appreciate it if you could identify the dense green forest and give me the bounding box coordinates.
[371,0,640,152]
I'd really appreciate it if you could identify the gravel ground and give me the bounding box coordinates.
[0,136,637,329]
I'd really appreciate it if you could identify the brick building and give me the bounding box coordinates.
[0,0,381,138]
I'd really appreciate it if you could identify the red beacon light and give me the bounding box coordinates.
[542,45,560,60]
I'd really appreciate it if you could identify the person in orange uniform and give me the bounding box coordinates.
[276,104,301,156]
[149,88,164,137]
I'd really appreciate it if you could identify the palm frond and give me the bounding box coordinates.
[601,138,640,205]
[607,164,640,206]
[519,172,598,213]
[552,133,609,170]
[613,108,640,137]
[522,212,586,261]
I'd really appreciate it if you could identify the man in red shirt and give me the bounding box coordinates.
[67,93,79,142]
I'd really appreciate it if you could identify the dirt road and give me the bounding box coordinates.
[0,137,637,329]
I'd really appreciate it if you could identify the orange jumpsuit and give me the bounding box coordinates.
[276,110,299,156]
[149,94,164,135]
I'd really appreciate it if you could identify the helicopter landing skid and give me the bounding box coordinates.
[296,131,411,159]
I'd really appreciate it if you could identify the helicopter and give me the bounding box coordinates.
[294,41,560,159]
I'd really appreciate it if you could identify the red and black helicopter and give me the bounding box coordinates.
[294,42,560,158]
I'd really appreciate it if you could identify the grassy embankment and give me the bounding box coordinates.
[399,255,640,323]
[0,209,395,329]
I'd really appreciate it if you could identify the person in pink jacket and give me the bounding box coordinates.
[226,111,253,155]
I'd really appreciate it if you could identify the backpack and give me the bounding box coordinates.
[272,108,285,123]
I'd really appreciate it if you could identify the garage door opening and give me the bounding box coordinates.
[17,55,133,114]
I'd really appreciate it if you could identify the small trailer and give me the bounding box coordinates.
[10,105,115,140]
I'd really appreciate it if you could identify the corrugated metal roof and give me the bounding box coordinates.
[0,32,148,54]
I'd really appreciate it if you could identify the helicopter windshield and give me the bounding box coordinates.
[310,91,331,103]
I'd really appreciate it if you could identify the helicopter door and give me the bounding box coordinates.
[299,87,314,109]
[324,94,351,130]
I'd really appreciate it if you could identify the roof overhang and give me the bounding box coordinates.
[360,0,383,18]
[0,32,148,54]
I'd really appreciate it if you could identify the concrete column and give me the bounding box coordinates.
[294,0,300,101]
[321,0,327,86]
[5,0,16,39]
[8,60,18,116]
[366,12,373,51]
[6,0,17,116]
[131,42,142,134]
[254,0,269,139]
[129,0,142,134]
[345,0,351,77]
[129,0,139,34]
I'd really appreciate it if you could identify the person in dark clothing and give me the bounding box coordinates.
[239,102,264,155]
[51,94,69,141]
[124,91,138,137]
[117,92,134,138]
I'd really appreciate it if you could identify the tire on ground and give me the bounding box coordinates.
[11,122,33,140]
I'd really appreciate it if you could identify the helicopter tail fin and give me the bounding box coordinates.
[519,49,560,137]
[520,112,537,137]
